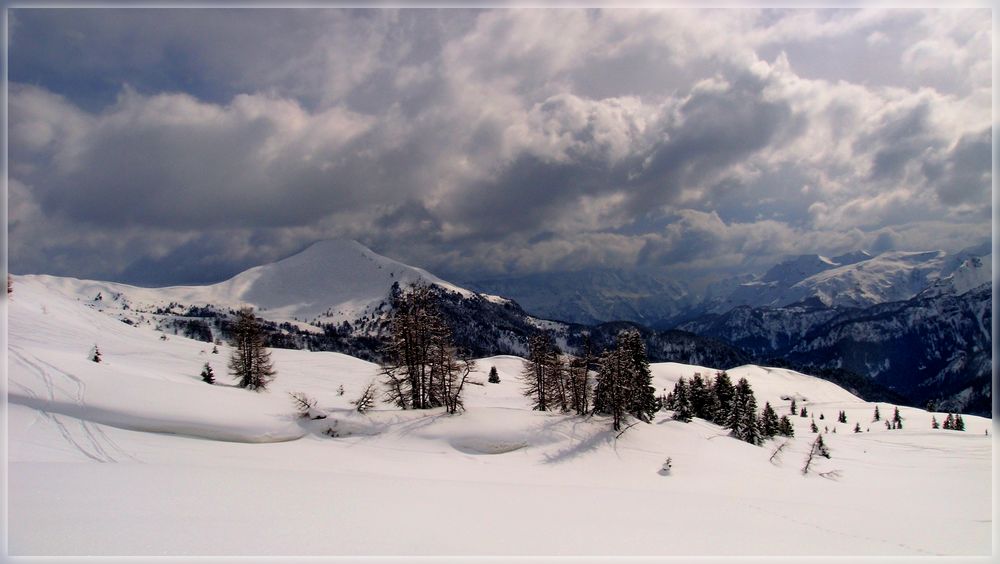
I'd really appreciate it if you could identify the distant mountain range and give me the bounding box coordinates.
[16,239,991,415]
[703,244,991,313]
[14,239,746,373]
[687,245,992,414]
[467,242,992,325]
[465,242,994,415]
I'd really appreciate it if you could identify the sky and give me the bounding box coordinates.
[7,7,993,287]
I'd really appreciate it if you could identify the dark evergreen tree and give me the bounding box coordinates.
[790,398,797,416]
[800,406,809,418]
[701,377,722,420]
[228,307,276,391]
[810,420,819,433]
[954,414,965,431]
[778,415,795,437]
[759,401,780,439]
[669,377,693,422]
[854,422,861,433]
[815,434,830,457]
[931,416,939,429]
[200,362,215,384]
[712,371,735,425]
[594,346,628,430]
[872,405,881,421]
[688,374,710,420]
[89,345,102,363]
[729,377,761,445]
[838,410,848,424]
[488,366,500,384]
[892,406,903,427]
[943,413,954,429]
[593,330,657,430]
[619,329,658,423]
[662,388,676,411]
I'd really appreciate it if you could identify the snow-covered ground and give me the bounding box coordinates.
[5,276,993,558]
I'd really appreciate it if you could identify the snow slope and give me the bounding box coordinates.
[795,250,951,307]
[712,247,991,311]
[918,254,993,299]
[6,277,993,558]
[15,239,493,326]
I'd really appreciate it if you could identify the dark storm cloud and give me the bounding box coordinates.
[623,71,801,214]
[923,128,992,207]
[9,9,445,112]
[855,100,941,182]
[442,154,615,240]
[7,8,992,285]
[118,235,272,286]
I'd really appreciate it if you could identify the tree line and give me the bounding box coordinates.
[664,372,794,445]
[185,283,978,440]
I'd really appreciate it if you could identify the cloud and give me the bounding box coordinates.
[11,85,375,229]
[7,8,992,286]
[924,128,992,207]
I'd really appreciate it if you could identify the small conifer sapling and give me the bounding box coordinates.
[200,362,215,384]
[943,413,954,429]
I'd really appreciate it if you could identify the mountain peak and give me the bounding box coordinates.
[213,239,473,320]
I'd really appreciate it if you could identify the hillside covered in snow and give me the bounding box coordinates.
[6,261,992,557]
[11,240,750,370]
[705,244,991,312]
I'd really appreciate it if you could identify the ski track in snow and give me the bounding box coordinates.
[10,345,139,464]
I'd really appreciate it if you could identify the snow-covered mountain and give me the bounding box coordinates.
[917,253,992,299]
[24,239,485,325]
[13,239,990,412]
[680,283,992,414]
[707,244,990,312]
[466,245,991,329]
[12,240,746,368]
[7,267,991,556]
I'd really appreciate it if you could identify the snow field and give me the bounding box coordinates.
[6,276,993,557]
